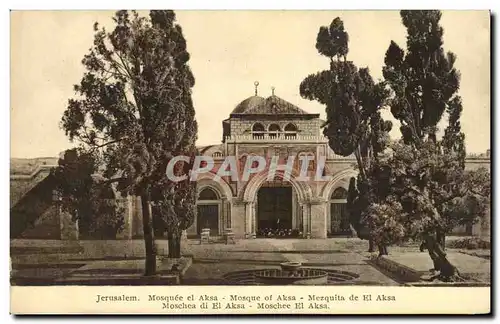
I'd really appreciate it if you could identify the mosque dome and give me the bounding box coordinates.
[230,94,309,115]
[231,95,266,114]
[230,82,311,115]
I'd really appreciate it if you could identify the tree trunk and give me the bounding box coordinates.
[422,191,459,281]
[425,234,459,281]
[436,229,446,250]
[141,187,157,276]
[368,239,375,252]
[167,231,182,259]
[378,244,388,256]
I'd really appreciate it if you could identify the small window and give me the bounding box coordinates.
[284,123,297,139]
[212,151,223,158]
[331,187,348,200]
[252,123,265,132]
[252,123,265,139]
[307,153,315,171]
[296,152,315,171]
[239,154,248,172]
[199,187,219,200]
[268,124,281,139]
[250,155,260,168]
[284,123,297,131]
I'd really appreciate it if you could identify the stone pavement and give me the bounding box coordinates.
[384,251,491,282]
[182,238,399,285]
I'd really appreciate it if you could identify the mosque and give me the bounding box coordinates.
[189,82,357,239]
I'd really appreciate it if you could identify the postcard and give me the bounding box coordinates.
[10,9,491,315]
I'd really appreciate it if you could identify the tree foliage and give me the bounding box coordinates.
[361,140,490,280]
[52,149,125,239]
[300,17,393,253]
[361,10,491,280]
[60,10,198,274]
[383,10,461,145]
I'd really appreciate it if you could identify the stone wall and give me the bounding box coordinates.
[465,158,490,171]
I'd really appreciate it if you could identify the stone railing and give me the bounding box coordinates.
[329,152,356,160]
[225,134,328,143]
[10,164,56,180]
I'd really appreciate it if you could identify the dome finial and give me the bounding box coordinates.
[254,81,259,96]
[271,86,275,96]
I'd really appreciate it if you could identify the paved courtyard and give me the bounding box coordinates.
[181,238,400,285]
[10,237,490,286]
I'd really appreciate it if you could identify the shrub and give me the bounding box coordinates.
[447,237,490,250]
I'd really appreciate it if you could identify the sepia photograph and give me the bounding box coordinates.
[9,8,491,314]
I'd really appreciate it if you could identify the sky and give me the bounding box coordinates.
[10,10,490,158]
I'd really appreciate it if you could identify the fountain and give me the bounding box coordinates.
[221,263,360,285]
[253,262,328,285]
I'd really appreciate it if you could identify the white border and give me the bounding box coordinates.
[2,1,497,10]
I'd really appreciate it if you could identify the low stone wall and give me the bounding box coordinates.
[370,255,422,282]
[404,282,490,287]
[10,239,192,260]
[78,240,169,259]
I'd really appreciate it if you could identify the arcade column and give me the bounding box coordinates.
[230,199,246,239]
[310,200,327,239]
[245,201,256,239]
[301,203,311,239]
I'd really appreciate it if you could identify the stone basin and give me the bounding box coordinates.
[254,268,328,285]
[280,262,302,272]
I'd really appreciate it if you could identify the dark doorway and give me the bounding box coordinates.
[330,203,351,236]
[257,186,293,232]
[197,204,219,236]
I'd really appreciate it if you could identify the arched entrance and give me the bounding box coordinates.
[241,171,312,238]
[196,187,220,236]
[328,187,350,237]
[256,179,297,237]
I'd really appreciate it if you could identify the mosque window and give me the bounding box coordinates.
[239,154,248,173]
[297,151,315,171]
[268,124,281,139]
[249,154,260,168]
[212,151,223,158]
[284,123,298,139]
[199,187,219,200]
[252,123,265,139]
[331,187,348,200]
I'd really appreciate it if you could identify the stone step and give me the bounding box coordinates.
[10,253,85,265]
[11,245,84,255]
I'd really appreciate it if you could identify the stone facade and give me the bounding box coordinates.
[121,93,360,240]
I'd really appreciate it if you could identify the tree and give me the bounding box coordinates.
[61,10,198,275]
[362,141,490,281]
[52,149,125,239]
[441,167,490,238]
[300,17,392,254]
[152,150,197,259]
[374,10,490,280]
